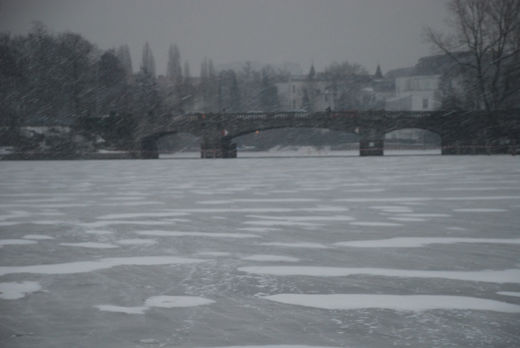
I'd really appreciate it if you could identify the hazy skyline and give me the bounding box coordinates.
[0,0,450,76]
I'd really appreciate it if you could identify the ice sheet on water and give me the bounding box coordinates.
[438,186,520,191]
[60,242,119,249]
[162,207,349,213]
[246,215,353,221]
[388,217,427,222]
[116,239,157,246]
[136,231,260,239]
[0,211,31,220]
[453,208,508,212]
[241,255,300,262]
[79,220,175,228]
[335,237,520,248]
[336,197,431,203]
[84,230,113,235]
[260,242,330,249]
[342,188,386,193]
[0,203,88,208]
[98,201,164,206]
[206,346,340,348]
[97,212,189,220]
[446,226,467,231]
[0,256,206,276]
[264,294,520,313]
[244,220,323,227]
[95,305,148,314]
[96,295,214,314]
[336,196,520,203]
[349,221,402,227]
[0,281,42,300]
[238,227,281,233]
[394,213,451,217]
[0,220,69,226]
[440,195,520,201]
[497,291,520,297]
[144,295,215,308]
[238,266,520,283]
[370,206,414,213]
[196,251,231,257]
[105,196,148,201]
[197,198,321,204]
[23,234,55,240]
[0,239,37,247]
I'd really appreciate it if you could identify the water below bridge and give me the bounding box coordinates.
[0,156,519,347]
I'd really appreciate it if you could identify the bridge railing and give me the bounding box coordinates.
[176,111,446,121]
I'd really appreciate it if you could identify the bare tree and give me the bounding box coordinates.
[426,0,520,112]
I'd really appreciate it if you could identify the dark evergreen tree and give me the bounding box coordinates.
[116,44,133,79]
[260,67,279,112]
[167,44,182,84]
[308,64,316,80]
[374,64,383,79]
[140,41,156,77]
[56,32,96,120]
[218,70,241,112]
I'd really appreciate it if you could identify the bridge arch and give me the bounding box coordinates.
[384,128,442,155]
[139,130,201,159]
[230,126,360,155]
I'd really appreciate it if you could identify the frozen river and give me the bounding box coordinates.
[0,155,519,348]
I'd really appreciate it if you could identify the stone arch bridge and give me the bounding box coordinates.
[134,110,520,158]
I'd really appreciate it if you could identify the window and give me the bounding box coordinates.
[422,98,429,109]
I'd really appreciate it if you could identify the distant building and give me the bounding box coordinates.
[385,75,441,111]
[275,78,336,111]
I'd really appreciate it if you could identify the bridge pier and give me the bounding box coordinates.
[139,137,159,159]
[359,129,384,156]
[200,136,237,158]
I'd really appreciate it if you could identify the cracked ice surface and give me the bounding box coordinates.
[0,156,519,347]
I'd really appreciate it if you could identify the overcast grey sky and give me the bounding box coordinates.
[0,0,449,75]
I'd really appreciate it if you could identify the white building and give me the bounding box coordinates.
[385,75,441,111]
[276,79,335,111]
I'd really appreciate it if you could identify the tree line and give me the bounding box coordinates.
[1,0,518,154]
